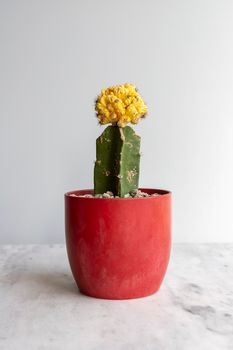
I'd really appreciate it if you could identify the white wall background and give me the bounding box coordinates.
[0,0,233,243]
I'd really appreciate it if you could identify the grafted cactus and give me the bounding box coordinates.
[94,83,147,198]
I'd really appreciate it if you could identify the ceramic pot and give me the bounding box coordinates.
[65,188,171,300]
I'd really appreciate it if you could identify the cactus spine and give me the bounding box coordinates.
[94,125,141,197]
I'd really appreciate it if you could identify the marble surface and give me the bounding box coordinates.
[0,244,232,350]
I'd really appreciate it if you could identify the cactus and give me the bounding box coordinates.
[94,83,147,198]
[94,125,141,197]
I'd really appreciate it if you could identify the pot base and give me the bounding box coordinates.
[78,286,160,300]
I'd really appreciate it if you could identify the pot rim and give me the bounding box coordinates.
[65,188,171,200]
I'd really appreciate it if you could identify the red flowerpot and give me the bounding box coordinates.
[65,188,171,300]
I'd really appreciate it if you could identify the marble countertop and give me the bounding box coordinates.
[0,244,232,350]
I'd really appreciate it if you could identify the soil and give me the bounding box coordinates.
[69,189,160,199]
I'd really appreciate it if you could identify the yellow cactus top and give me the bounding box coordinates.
[95,83,148,127]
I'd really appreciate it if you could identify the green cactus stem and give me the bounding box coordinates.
[94,125,141,197]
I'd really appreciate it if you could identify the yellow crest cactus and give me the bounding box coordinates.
[95,83,148,127]
[94,83,148,197]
